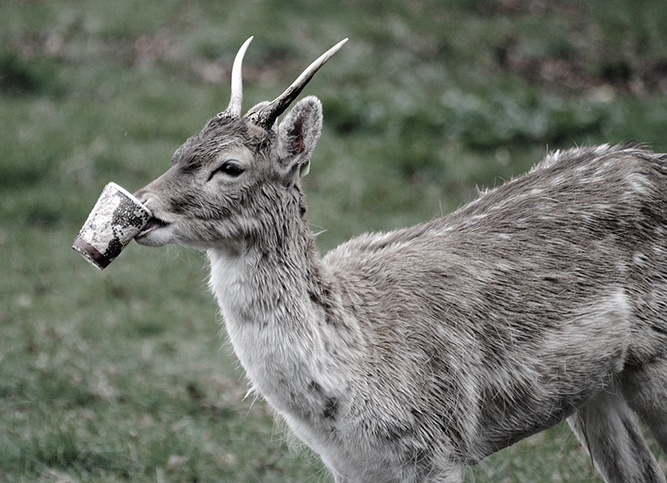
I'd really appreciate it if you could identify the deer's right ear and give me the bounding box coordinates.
[275,96,323,185]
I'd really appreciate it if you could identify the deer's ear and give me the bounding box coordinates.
[276,96,322,183]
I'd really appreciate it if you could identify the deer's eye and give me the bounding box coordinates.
[208,161,245,181]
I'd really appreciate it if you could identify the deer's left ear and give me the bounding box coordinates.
[276,96,323,184]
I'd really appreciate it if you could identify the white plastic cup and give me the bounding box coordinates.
[73,182,152,270]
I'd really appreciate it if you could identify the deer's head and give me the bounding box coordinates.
[134,37,346,251]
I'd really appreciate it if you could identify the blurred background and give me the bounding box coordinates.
[2,0,667,481]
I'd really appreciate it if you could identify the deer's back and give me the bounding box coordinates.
[321,143,667,458]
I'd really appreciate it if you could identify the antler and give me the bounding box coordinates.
[249,38,349,129]
[218,36,254,119]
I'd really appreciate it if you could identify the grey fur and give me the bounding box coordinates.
[134,47,667,483]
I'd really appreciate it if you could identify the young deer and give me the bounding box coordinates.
[134,37,667,482]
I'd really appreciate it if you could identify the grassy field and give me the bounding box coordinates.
[2,0,667,481]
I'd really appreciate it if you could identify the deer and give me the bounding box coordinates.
[133,37,667,483]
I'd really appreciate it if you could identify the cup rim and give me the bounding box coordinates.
[107,182,152,217]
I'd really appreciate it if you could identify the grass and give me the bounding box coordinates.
[1,0,667,481]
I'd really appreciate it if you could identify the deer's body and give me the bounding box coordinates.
[134,39,667,482]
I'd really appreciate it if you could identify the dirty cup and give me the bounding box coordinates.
[73,182,152,270]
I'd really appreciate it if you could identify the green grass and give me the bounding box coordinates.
[2,0,667,481]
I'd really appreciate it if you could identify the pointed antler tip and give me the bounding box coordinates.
[219,36,255,119]
[250,38,348,129]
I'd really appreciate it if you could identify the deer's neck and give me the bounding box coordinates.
[206,205,349,428]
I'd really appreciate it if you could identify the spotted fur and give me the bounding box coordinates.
[134,53,667,482]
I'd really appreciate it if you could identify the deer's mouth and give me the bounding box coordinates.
[136,217,170,239]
